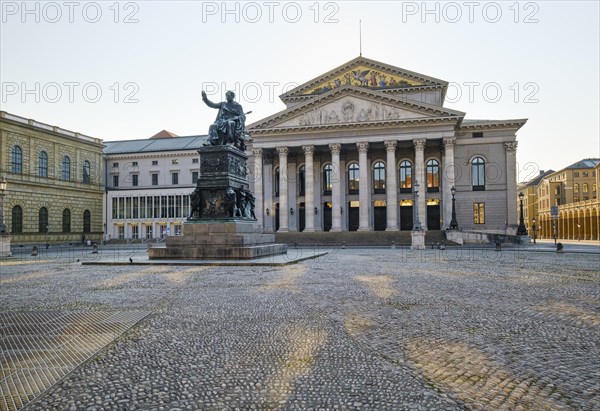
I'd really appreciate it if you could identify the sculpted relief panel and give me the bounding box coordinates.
[278,96,428,127]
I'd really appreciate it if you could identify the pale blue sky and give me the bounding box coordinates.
[1,1,598,179]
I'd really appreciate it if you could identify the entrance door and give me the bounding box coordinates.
[400,206,413,230]
[427,204,441,230]
[275,203,280,232]
[299,202,305,232]
[349,202,359,231]
[323,203,332,232]
[374,206,387,231]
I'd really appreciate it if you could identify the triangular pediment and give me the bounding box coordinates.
[281,56,448,104]
[249,86,464,131]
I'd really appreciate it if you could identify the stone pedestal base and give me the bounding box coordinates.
[0,234,12,257]
[148,220,287,260]
[445,229,464,245]
[411,230,426,250]
[518,235,531,245]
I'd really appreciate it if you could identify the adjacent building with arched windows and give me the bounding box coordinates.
[0,111,104,244]
[246,56,527,235]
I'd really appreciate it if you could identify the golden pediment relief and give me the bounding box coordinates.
[307,65,423,95]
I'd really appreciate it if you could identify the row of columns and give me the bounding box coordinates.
[253,138,457,232]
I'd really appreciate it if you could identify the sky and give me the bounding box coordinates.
[1,0,599,182]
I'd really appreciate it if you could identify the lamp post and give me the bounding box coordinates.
[532,218,537,244]
[413,179,422,230]
[0,177,7,234]
[449,186,459,229]
[517,192,528,235]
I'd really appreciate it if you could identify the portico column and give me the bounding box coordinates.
[357,141,371,231]
[277,146,289,232]
[330,143,342,232]
[252,148,264,226]
[413,139,427,230]
[442,138,456,229]
[505,142,518,229]
[384,140,399,231]
[303,145,315,232]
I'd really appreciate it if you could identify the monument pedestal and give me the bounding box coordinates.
[149,145,287,260]
[411,230,426,250]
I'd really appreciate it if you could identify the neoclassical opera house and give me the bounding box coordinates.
[246,56,526,235]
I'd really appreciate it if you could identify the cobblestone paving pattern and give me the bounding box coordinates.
[0,248,598,410]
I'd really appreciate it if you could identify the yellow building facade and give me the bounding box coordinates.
[0,112,105,244]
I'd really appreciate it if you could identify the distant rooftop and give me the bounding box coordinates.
[104,135,207,155]
[150,130,179,139]
[519,169,556,187]
[565,158,600,169]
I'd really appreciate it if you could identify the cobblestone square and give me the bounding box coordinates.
[1,248,599,410]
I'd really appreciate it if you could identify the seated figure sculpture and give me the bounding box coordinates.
[202,90,249,150]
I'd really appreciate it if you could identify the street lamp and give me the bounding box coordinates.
[517,192,528,235]
[0,176,7,234]
[532,217,537,244]
[577,223,581,241]
[449,186,459,229]
[413,179,422,230]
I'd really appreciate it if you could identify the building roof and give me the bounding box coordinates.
[519,169,555,187]
[103,135,207,155]
[565,158,600,169]
[150,130,179,139]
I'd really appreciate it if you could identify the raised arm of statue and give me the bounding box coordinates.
[201,90,222,109]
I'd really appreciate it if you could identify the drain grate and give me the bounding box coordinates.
[0,310,150,411]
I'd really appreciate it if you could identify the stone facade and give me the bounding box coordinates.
[0,111,104,244]
[246,57,527,235]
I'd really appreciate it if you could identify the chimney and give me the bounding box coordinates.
[539,170,544,175]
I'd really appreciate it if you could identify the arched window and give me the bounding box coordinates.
[62,156,71,180]
[399,160,412,193]
[471,157,485,191]
[11,206,23,233]
[39,208,48,233]
[373,161,386,194]
[39,151,48,177]
[298,165,306,196]
[348,163,359,194]
[83,160,91,184]
[11,145,22,174]
[62,209,71,233]
[583,183,589,193]
[83,210,91,233]
[426,159,439,192]
[574,183,579,193]
[274,167,280,197]
[323,164,333,195]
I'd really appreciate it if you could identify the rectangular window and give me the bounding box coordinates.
[146,225,153,239]
[131,225,138,239]
[140,197,146,218]
[154,196,161,218]
[132,174,138,186]
[112,197,118,219]
[132,161,138,167]
[118,197,125,219]
[574,172,579,177]
[113,162,119,168]
[118,226,125,239]
[152,160,158,166]
[472,132,483,138]
[583,171,588,177]
[126,197,132,219]
[161,196,168,218]
[173,224,182,235]
[192,171,199,184]
[175,195,182,218]
[133,197,139,219]
[172,159,179,165]
[574,197,579,202]
[183,195,190,218]
[168,195,175,218]
[593,183,597,193]
[113,175,119,187]
[192,158,199,164]
[152,173,158,186]
[172,172,179,185]
[473,202,485,224]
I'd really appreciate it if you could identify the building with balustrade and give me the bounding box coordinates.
[0,111,104,244]
[246,57,527,235]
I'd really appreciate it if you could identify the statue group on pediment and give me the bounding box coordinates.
[309,69,421,95]
[297,100,403,126]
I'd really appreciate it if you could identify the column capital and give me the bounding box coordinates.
[384,140,397,152]
[413,138,426,151]
[356,141,369,154]
[302,145,315,156]
[504,141,518,152]
[329,143,342,155]
[252,148,263,158]
[443,138,456,150]
[276,146,288,157]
